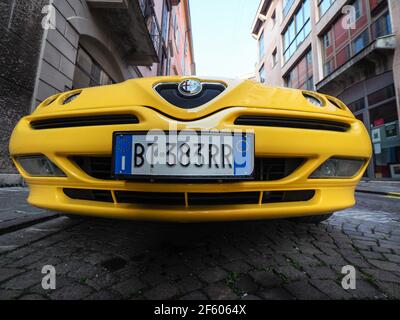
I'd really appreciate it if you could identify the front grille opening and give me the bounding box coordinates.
[190,192,260,206]
[71,156,113,180]
[63,188,113,203]
[155,82,226,109]
[263,190,315,203]
[235,116,350,132]
[255,158,304,181]
[30,114,139,129]
[72,156,305,182]
[115,191,185,206]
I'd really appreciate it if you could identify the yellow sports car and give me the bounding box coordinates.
[9,77,372,223]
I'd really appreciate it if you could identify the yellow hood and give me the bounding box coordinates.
[32,76,355,121]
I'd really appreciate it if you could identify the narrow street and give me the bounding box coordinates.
[0,188,399,300]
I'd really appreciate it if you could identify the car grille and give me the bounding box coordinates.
[234,116,350,132]
[71,156,305,182]
[115,191,184,206]
[63,189,315,206]
[262,190,315,203]
[154,82,226,109]
[63,188,114,203]
[71,156,114,180]
[30,115,139,129]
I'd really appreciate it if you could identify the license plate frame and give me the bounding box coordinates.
[111,131,255,182]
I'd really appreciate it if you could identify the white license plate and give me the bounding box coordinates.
[113,131,254,180]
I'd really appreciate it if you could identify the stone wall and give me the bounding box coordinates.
[0,0,48,173]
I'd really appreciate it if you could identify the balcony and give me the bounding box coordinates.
[87,0,161,66]
[317,34,396,93]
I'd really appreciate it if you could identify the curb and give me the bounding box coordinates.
[356,189,400,198]
[0,174,26,188]
[0,212,60,236]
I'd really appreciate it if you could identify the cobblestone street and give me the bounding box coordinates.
[0,188,399,300]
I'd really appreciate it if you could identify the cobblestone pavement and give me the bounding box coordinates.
[0,189,399,300]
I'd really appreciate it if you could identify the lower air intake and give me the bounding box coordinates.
[63,189,316,206]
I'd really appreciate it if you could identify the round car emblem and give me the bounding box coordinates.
[178,79,203,96]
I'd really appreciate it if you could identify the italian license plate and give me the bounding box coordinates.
[112,131,254,180]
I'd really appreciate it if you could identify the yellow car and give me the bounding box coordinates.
[9,77,372,223]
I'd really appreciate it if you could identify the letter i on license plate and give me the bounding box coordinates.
[112,131,254,180]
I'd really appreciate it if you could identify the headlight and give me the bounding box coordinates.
[16,155,66,177]
[310,158,365,179]
[303,93,323,107]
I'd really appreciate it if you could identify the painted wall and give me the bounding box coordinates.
[169,0,194,76]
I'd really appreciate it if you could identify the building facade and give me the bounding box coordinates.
[252,0,400,179]
[0,0,195,177]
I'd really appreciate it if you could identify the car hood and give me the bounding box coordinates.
[32,76,355,120]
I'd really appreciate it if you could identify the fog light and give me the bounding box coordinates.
[16,155,66,177]
[310,158,365,179]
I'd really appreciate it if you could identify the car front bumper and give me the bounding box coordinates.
[9,106,372,222]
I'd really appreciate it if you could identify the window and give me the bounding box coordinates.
[348,98,365,113]
[321,2,378,76]
[353,29,369,54]
[284,49,313,89]
[305,76,313,90]
[259,65,266,83]
[354,0,363,19]
[318,0,336,18]
[173,8,180,51]
[283,0,311,62]
[369,0,386,12]
[272,48,278,67]
[372,11,392,39]
[182,36,188,75]
[166,56,171,76]
[73,46,115,89]
[259,31,265,61]
[336,45,350,66]
[184,35,188,56]
[175,28,181,51]
[324,59,334,75]
[323,31,331,48]
[368,85,395,105]
[283,0,295,18]
[181,54,186,75]
[161,1,170,43]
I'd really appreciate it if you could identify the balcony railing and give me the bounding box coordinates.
[138,0,161,56]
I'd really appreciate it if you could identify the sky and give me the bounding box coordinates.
[190,0,260,79]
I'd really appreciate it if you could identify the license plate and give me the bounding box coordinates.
[112,131,254,180]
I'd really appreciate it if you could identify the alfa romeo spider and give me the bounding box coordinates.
[9,77,372,222]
